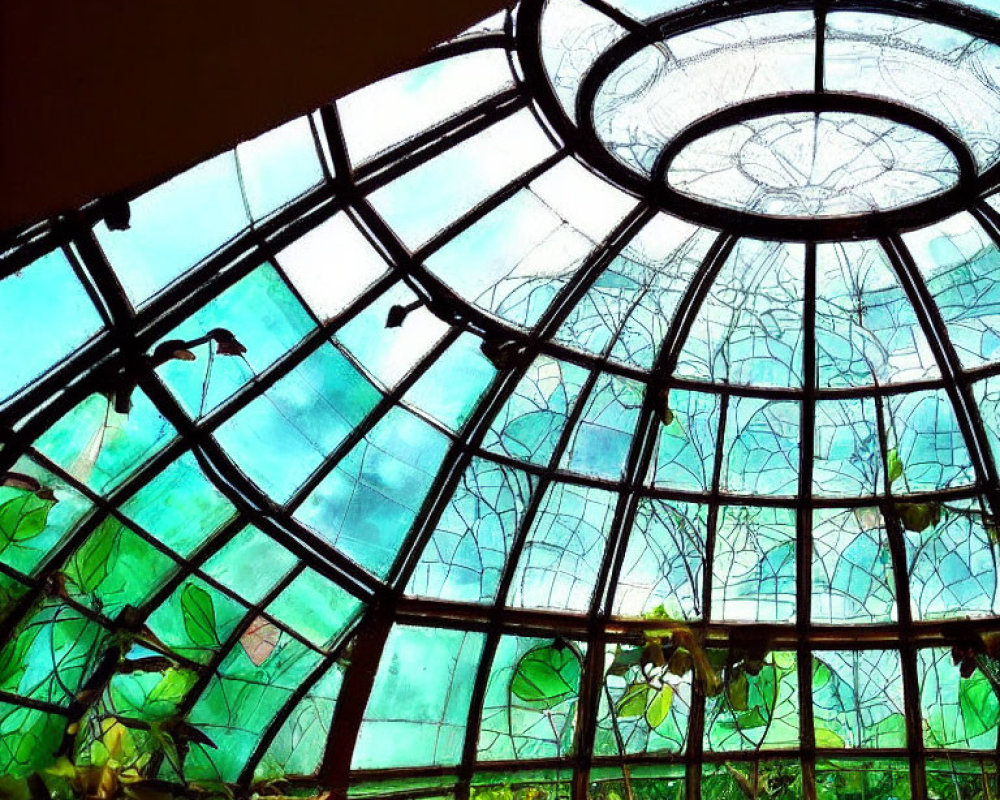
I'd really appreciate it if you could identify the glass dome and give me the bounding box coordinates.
[3,0,1000,798]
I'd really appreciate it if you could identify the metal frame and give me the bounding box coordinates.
[2,0,1000,797]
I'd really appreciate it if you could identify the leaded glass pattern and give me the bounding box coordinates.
[4,0,1000,798]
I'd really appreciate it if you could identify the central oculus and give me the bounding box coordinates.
[665,111,961,218]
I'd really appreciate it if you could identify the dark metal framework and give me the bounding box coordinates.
[2,0,1000,798]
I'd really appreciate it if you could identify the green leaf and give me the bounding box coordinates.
[896,502,942,533]
[614,682,648,718]
[180,583,219,648]
[607,645,641,677]
[67,517,122,593]
[726,669,749,712]
[0,491,56,553]
[645,685,673,729]
[886,449,904,485]
[146,668,198,718]
[959,670,1000,739]
[510,643,581,709]
[0,624,41,689]
[814,725,846,748]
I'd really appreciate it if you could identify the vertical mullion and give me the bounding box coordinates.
[797,243,817,798]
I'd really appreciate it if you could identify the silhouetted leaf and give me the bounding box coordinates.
[180,583,219,648]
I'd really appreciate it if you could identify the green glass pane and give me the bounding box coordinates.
[145,577,246,664]
[34,390,176,495]
[812,651,906,748]
[202,526,299,605]
[266,569,363,647]
[919,647,1000,749]
[118,450,235,556]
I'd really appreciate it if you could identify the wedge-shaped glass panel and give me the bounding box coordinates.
[559,372,643,479]
[647,389,720,492]
[202,526,299,605]
[407,458,538,604]
[340,49,517,165]
[213,344,381,503]
[904,211,1000,368]
[274,212,390,322]
[235,117,324,219]
[96,152,250,305]
[353,625,486,769]
[294,408,451,577]
[368,109,558,249]
[676,239,805,387]
[506,481,616,612]
[478,636,585,761]
[483,355,590,466]
[816,240,938,388]
[613,499,706,619]
[156,263,315,418]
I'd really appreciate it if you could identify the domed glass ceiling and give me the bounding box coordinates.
[5,0,1000,798]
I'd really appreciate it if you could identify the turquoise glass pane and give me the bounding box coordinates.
[506,482,615,612]
[676,239,805,387]
[612,499,706,619]
[812,508,895,624]
[904,212,1000,368]
[711,506,796,623]
[407,457,538,604]
[813,397,882,497]
[560,373,642,479]
[157,263,315,417]
[403,332,497,431]
[478,636,584,761]
[906,498,1000,620]
[0,248,103,400]
[202,526,299,605]
[721,396,800,496]
[266,569,362,647]
[118,449,235,557]
[145,577,246,665]
[483,355,590,466]
[884,389,974,492]
[815,240,937,388]
[34,390,176,494]
[647,389,721,491]
[213,344,381,502]
[96,152,250,304]
[294,408,451,576]
[813,650,906,749]
[607,218,718,370]
[183,633,322,782]
[236,117,324,219]
[353,625,485,769]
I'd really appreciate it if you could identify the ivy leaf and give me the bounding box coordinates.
[814,726,846,748]
[614,682,648,718]
[0,624,42,688]
[886,449,904,485]
[0,490,56,553]
[510,642,581,709]
[959,670,1000,739]
[645,684,673,729]
[180,583,219,648]
[726,668,750,712]
[240,616,280,666]
[896,502,942,533]
[146,668,198,718]
[66,518,121,594]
